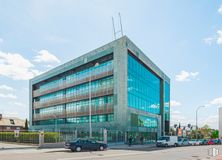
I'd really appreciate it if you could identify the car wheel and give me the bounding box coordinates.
[76,146,82,152]
[174,143,178,147]
[99,145,104,151]
[165,144,168,147]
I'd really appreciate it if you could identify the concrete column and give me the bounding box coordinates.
[113,37,128,129]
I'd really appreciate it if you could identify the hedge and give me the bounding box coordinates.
[0,132,60,144]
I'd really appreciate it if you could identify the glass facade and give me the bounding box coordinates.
[128,53,161,114]
[66,114,114,124]
[138,115,158,128]
[33,59,114,126]
[38,61,113,93]
[164,82,170,121]
[131,114,157,128]
[31,38,170,143]
[35,75,113,104]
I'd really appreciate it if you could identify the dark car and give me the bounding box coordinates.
[214,139,222,145]
[200,139,208,145]
[65,138,107,152]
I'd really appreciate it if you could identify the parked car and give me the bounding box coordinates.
[189,139,198,146]
[156,136,178,147]
[65,138,107,152]
[207,139,214,145]
[199,139,208,145]
[178,138,190,146]
[189,139,201,146]
[214,139,222,145]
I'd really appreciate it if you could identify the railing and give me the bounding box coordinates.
[33,104,114,121]
[66,103,114,118]
[33,70,113,98]
[33,111,67,121]
[33,87,113,109]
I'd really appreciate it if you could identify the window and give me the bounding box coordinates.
[127,53,161,114]
[9,119,15,125]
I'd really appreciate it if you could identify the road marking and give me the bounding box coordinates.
[57,151,149,160]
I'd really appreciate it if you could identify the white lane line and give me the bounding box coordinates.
[57,151,149,160]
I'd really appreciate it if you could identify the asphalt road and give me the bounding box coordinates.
[1,144,222,160]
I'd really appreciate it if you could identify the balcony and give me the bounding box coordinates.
[33,87,114,109]
[33,104,114,121]
[33,70,113,98]
[66,103,114,118]
[33,111,66,121]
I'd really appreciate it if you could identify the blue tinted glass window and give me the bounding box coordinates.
[138,115,158,128]
[164,82,170,121]
[127,53,160,114]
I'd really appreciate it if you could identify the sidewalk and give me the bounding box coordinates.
[0,142,37,150]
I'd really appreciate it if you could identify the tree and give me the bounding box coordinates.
[211,130,219,139]
[24,119,28,130]
[200,124,211,138]
[169,127,176,136]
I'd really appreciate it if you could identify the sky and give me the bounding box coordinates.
[0,0,222,129]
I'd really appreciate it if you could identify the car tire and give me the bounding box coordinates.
[99,145,104,151]
[76,146,82,152]
[165,144,168,147]
[71,149,75,152]
[174,143,178,147]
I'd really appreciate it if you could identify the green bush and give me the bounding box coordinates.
[0,132,60,144]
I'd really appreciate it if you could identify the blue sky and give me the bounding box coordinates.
[0,0,222,129]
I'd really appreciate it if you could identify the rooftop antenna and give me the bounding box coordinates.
[112,13,124,40]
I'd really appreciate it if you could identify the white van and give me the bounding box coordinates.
[156,136,178,147]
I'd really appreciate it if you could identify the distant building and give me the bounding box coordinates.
[0,114,26,132]
[30,36,170,142]
[219,107,222,138]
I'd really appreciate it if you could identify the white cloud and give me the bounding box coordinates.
[217,30,222,45]
[45,35,68,43]
[0,38,3,43]
[2,111,19,118]
[34,50,60,63]
[0,85,14,91]
[210,97,222,106]
[0,93,17,99]
[11,102,26,108]
[200,115,218,129]
[204,30,222,46]
[203,37,215,45]
[170,110,194,126]
[175,70,199,82]
[170,100,181,107]
[0,51,40,80]
[218,5,222,14]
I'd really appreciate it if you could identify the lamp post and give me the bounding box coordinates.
[52,107,58,133]
[195,106,205,140]
[89,63,99,139]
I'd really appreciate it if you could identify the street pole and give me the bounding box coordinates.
[89,63,99,139]
[195,106,205,140]
[89,70,92,139]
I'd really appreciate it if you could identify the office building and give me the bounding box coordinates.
[29,36,170,142]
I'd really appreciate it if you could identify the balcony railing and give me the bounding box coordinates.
[33,111,66,121]
[66,103,114,118]
[33,87,113,109]
[33,104,114,121]
[33,70,113,98]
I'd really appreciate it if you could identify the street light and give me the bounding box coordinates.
[195,105,205,139]
[89,62,99,139]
